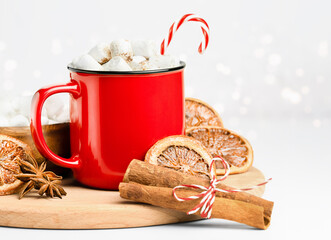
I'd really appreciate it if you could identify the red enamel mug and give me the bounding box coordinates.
[30,63,185,189]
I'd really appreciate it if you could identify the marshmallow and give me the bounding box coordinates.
[131,56,146,63]
[0,100,16,118]
[52,103,70,123]
[103,56,132,71]
[109,39,133,61]
[149,55,180,69]
[11,95,32,119]
[9,115,29,127]
[0,116,10,127]
[45,94,70,124]
[41,107,48,118]
[48,119,58,125]
[72,54,103,71]
[88,42,112,64]
[45,95,65,120]
[54,112,69,123]
[41,116,49,125]
[131,40,157,59]
[128,56,147,70]
[128,56,160,71]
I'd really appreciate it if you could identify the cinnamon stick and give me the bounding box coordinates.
[120,159,273,229]
[120,182,269,229]
[123,160,273,217]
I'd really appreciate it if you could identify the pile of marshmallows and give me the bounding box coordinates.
[71,39,180,71]
[0,94,69,127]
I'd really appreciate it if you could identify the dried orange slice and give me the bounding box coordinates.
[0,135,31,195]
[186,127,253,175]
[145,135,215,179]
[185,97,224,130]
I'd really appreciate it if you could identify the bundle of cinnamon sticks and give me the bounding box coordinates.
[119,160,273,229]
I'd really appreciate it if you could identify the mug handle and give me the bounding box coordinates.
[30,82,81,169]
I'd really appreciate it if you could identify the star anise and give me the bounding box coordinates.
[15,155,66,199]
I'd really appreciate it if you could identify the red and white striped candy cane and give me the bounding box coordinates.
[173,156,272,219]
[160,13,210,55]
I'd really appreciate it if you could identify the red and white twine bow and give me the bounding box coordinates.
[172,156,272,219]
[160,13,210,55]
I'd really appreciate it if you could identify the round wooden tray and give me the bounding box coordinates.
[0,167,266,229]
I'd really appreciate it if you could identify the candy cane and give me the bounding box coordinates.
[160,13,210,55]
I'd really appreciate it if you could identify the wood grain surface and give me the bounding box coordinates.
[0,167,266,229]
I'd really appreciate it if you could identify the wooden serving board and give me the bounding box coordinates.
[0,167,266,229]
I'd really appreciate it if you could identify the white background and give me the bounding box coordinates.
[0,0,330,239]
